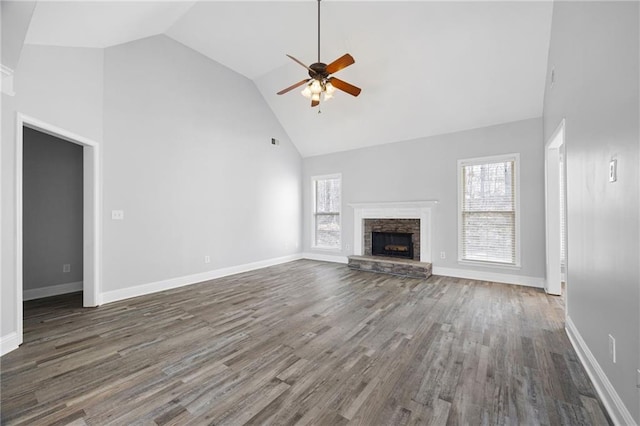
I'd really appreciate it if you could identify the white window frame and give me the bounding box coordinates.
[311,173,342,251]
[457,153,521,268]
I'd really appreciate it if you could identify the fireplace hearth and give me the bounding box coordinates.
[372,231,414,259]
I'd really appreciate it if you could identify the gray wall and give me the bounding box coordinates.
[23,127,83,291]
[102,35,301,292]
[1,44,104,338]
[2,36,301,343]
[543,1,639,422]
[0,1,36,71]
[303,117,545,282]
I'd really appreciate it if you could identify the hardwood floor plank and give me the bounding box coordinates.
[1,260,610,425]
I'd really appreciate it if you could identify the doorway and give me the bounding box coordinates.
[23,128,83,301]
[15,114,101,347]
[545,119,567,298]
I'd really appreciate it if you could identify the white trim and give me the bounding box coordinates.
[0,332,20,357]
[17,114,102,307]
[302,252,349,264]
[457,153,521,267]
[0,64,13,77]
[309,246,342,254]
[23,281,83,301]
[102,254,302,304]
[311,173,342,250]
[12,114,102,355]
[348,201,439,209]
[565,316,636,426]
[15,115,24,348]
[544,119,566,296]
[432,266,544,288]
[349,201,437,263]
[0,66,2,356]
[1,64,15,96]
[457,259,522,271]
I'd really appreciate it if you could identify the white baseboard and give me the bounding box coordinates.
[302,252,348,264]
[102,254,303,304]
[432,266,545,288]
[565,316,636,426]
[0,332,20,356]
[23,281,83,301]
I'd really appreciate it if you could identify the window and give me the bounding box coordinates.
[312,174,341,249]
[458,154,519,266]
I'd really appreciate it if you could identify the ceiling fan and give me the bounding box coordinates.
[277,0,361,107]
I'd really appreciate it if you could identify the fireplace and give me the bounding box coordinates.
[350,201,436,264]
[372,231,414,259]
[363,218,420,261]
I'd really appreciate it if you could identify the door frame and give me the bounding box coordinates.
[15,113,101,346]
[544,119,566,297]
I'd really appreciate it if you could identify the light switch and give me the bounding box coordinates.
[112,210,124,220]
[609,160,617,182]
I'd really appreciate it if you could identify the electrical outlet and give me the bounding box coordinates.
[440,251,446,259]
[63,264,71,273]
[111,210,124,220]
[608,334,616,363]
[204,255,211,264]
[609,159,617,182]
[345,243,350,250]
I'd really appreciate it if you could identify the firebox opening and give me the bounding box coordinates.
[372,232,414,259]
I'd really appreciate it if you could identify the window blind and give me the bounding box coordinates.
[460,158,516,265]
[314,177,341,248]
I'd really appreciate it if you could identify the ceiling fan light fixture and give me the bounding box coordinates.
[310,80,323,94]
[301,85,312,98]
[325,81,336,94]
[323,91,333,101]
[311,92,321,102]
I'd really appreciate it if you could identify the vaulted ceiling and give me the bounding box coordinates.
[23,1,553,157]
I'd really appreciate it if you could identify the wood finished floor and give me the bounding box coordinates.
[1,260,610,425]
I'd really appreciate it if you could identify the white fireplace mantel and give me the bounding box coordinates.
[349,200,438,263]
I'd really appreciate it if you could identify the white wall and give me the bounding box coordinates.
[302,118,545,285]
[101,35,301,293]
[543,2,639,423]
[1,44,103,339]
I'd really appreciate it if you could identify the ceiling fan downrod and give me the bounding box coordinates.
[317,0,321,63]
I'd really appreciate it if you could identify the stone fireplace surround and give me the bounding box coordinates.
[349,201,437,263]
[364,219,420,261]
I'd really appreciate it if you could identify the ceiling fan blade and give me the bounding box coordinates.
[277,79,311,95]
[329,77,362,97]
[286,54,316,75]
[325,53,355,75]
[311,99,320,107]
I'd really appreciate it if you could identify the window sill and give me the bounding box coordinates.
[311,246,342,253]
[457,259,521,270]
